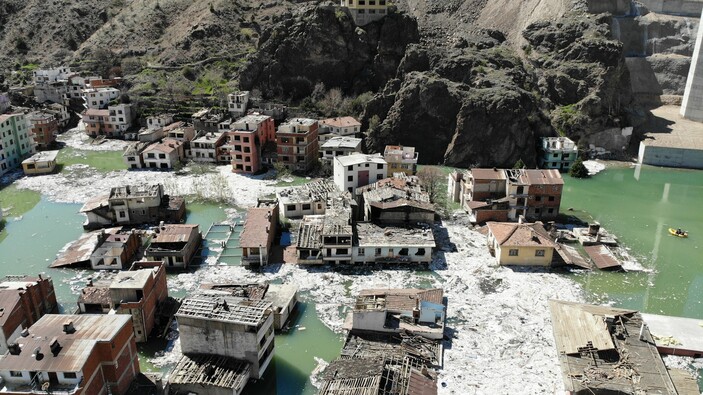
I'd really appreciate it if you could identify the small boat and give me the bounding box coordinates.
[668,228,688,238]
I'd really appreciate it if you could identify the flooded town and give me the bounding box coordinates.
[1,0,703,394]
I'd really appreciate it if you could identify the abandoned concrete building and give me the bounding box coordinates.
[353,223,435,265]
[0,275,58,354]
[239,201,279,267]
[145,224,202,269]
[449,168,563,223]
[355,174,435,224]
[296,215,325,264]
[276,179,337,219]
[486,221,558,267]
[167,354,251,395]
[77,261,169,343]
[200,282,299,330]
[319,322,442,394]
[0,315,140,395]
[175,290,275,380]
[80,184,186,230]
[345,288,446,340]
[89,229,141,270]
[549,300,680,394]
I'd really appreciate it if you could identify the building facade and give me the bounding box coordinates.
[276,118,319,172]
[0,275,57,355]
[0,113,35,176]
[176,291,275,379]
[318,116,361,142]
[486,221,557,266]
[227,114,276,173]
[339,0,391,25]
[27,112,58,149]
[228,91,250,118]
[383,145,418,176]
[319,136,362,164]
[0,315,140,395]
[21,150,58,175]
[145,224,202,269]
[83,103,135,138]
[333,153,387,193]
[539,137,578,171]
[142,139,184,169]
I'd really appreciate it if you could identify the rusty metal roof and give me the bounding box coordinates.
[0,315,131,372]
[239,207,275,248]
[470,168,507,180]
[150,224,199,244]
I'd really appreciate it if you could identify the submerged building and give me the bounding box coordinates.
[0,275,57,354]
[175,290,275,381]
[144,224,202,269]
[80,184,186,229]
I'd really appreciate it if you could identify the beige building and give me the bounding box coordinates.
[384,145,418,176]
[142,139,184,170]
[486,221,557,266]
[21,150,59,175]
[318,116,361,142]
[340,0,391,25]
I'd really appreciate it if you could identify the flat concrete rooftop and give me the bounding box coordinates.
[642,106,703,149]
[642,313,703,355]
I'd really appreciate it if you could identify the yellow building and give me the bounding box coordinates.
[486,221,556,266]
[340,0,390,25]
[21,150,59,175]
[383,145,418,177]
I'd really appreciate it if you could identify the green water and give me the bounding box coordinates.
[57,147,126,173]
[0,188,342,394]
[562,165,703,318]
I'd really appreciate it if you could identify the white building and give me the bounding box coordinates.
[191,131,226,162]
[318,116,361,142]
[352,222,435,265]
[228,91,250,118]
[84,87,120,109]
[320,136,362,163]
[32,67,72,85]
[142,139,184,169]
[333,153,387,193]
[0,113,35,176]
[539,137,578,171]
[146,114,174,130]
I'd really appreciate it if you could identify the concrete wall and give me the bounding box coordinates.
[497,245,554,266]
[681,9,703,120]
[638,142,703,168]
[640,0,703,16]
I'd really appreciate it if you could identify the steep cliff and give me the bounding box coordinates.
[239,6,419,100]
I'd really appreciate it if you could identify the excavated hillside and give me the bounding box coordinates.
[2,0,684,167]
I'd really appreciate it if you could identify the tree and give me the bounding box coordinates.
[417,166,444,203]
[513,158,525,169]
[273,162,291,179]
[569,158,589,178]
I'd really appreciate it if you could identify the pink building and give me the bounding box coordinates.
[227,114,276,174]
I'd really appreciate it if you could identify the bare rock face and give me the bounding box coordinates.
[239,6,419,99]
[364,40,549,168]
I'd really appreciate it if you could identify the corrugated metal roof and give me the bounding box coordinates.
[150,224,199,244]
[0,315,131,372]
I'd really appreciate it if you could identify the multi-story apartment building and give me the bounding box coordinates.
[333,153,387,193]
[108,261,168,342]
[383,145,418,176]
[32,67,73,85]
[226,114,276,173]
[146,114,174,130]
[276,118,319,172]
[454,168,564,223]
[191,131,226,163]
[228,91,250,118]
[539,137,579,171]
[83,103,135,138]
[176,290,275,379]
[0,113,35,176]
[0,93,9,114]
[192,108,224,134]
[84,87,120,109]
[80,184,186,229]
[142,139,184,169]
[27,112,58,149]
[319,136,362,164]
[339,0,391,25]
[0,275,57,354]
[0,315,140,395]
[318,116,361,142]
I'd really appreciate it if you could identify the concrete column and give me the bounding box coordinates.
[681,8,703,122]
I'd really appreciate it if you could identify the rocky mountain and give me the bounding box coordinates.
[1,0,697,167]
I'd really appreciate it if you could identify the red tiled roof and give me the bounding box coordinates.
[487,222,556,248]
[320,116,361,128]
